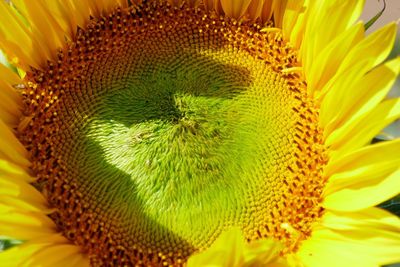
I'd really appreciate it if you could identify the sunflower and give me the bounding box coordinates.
[0,0,399,266]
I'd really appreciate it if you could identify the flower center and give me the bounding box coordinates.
[18,2,327,266]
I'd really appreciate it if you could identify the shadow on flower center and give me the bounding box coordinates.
[17,2,328,266]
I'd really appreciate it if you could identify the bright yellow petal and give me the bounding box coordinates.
[242,238,285,267]
[0,65,23,126]
[0,177,50,210]
[0,89,20,127]
[0,119,30,168]
[319,58,372,129]
[301,0,365,78]
[259,0,274,23]
[68,0,93,28]
[0,1,44,69]
[272,0,288,28]
[203,0,223,14]
[0,195,51,214]
[43,250,90,267]
[220,0,253,19]
[297,235,377,267]
[0,210,57,239]
[297,208,400,266]
[0,157,49,214]
[0,234,71,267]
[335,22,396,77]
[315,22,396,106]
[246,0,266,21]
[187,228,245,267]
[25,244,89,267]
[326,98,400,153]
[0,62,22,84]
[0,243,46,267]
[322,207,400,232]
[87,0,122,16]
[38,0,78,40]
[282,0,306,45]
[323,57,400,136]
[0,158,34,183]
[307,23,364,96]
[187,228,284,267]
[323,139,400,210]
[13,0,66,59]
[323,168,400,212]
[326,136,400,176]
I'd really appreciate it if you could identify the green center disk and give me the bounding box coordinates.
[58,23,297,255]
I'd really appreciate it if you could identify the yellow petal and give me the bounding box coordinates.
[324,139,400,211]
[115,0,129,8]
[259,0,274,23]
[0,243,46,267]
[298,208,400,266]
[0,65,23,126]
[307,23,364,95]
[0,62,23,85]
[0,176,49,210]
[0,195,51,214]
[0,1,43,69]
[335,22,396,76]
[272,0,288,28]
[326,132,400,176]
[40,0,79,40]
[297,234,377,267]
[0,110,16,128]
[203,0,223,14]
[220,0,253,19]
[0,234,70,267]
[187,228,283,267]
[44,251,90,267]
[26,244,89,267]
[0,158,34,183]
[242,238,284,267]
[13,0,66,60]
[0,119,30,168]
[282,0,306,43]
[246,0,266,21]
[87,0,121,15]
[322,207,400,232]
[301,0,365,77]
[81,0,102,18]
[326,98,400,153]
[0,210,56,239]
[319,58,372,129]
[323,57,400,136]
[297,235,375,267]
[187,228,245,267]
[323,168,400,212]
[69,0,93,29]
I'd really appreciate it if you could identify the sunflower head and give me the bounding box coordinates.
[0,0,399,266]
